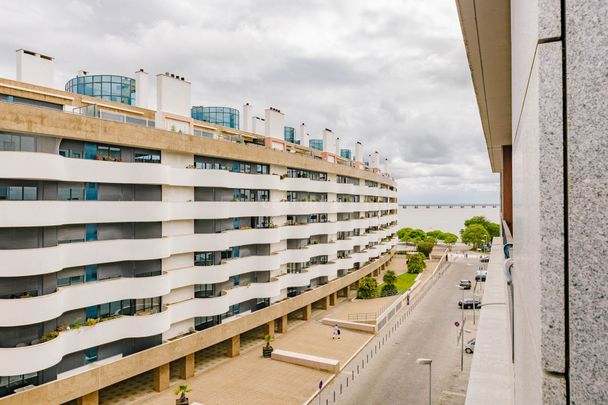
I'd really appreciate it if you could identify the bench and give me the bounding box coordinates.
[321,318,377,333]
[271,349,340,373]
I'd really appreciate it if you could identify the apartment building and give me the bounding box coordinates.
[0,50,398,404]
[457,0,607,404]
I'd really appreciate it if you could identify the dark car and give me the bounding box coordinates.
[459,280,472,290]
[465,338,476,353]
[480,256,490,263]
[475,270,487,282]
[458,298,481,309]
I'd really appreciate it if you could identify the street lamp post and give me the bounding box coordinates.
[416,358,432,405]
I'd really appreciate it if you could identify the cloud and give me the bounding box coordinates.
[0,0,499,203]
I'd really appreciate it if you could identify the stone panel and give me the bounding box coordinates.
[565,1,608,403]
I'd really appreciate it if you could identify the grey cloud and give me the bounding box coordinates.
[0,0,498,203]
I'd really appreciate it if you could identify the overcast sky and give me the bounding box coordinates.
[0,0,499,203]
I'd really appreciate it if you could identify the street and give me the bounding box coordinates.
[332,256,483,405]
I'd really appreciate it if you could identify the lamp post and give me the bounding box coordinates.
[416,358,432,405]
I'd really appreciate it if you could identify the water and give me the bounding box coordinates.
[397,205,501,236]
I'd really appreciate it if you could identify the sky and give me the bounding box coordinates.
[0,0,499,204]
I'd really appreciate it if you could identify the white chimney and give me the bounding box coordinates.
[135,69,149,109]
[252,116,265,136]
[264,107,285,139]
[372,151,381,169]
[299,123,309,147]
[16,49,54,88]
[156,73,191,117]
[384,158,389,174]
[335,137,341,156]
[355,142,363,162]
[322,128,334,153]
[243,103,253,132]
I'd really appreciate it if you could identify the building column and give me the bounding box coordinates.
[330,292,337,306]
[227,335,240,357]
[178,353,195,379]
[302,304,312,320]
[277,314,288,333]
[77,391,98,405]
[153,363,170,392]
[264,319,275,337]
[320,295,330,310]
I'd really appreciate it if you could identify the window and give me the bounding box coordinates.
[195,284,215,298]
[134,150,160,163]
[0,185,37,200]
[0,132,35,152]
[256,164,269,174]
[135,297,161,314]
[287,191,297,202]
[84,347,98,364]
[58,183,85,200]
[194,252,215,266]
[97,145,121,161]
[253,216,270,229]
[57,275,84,287]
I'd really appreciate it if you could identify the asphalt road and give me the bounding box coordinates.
[330,257,483,405]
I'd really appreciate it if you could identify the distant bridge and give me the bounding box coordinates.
[400,203,499,209]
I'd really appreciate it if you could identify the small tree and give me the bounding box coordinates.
[357,276,378,299]
[416,238,436,258]
[175,384,191,403]
[461,224,491,249]
[380,270,398,297]
[464,216,500,238]
[442,233,458,244]
[407,253,426,274]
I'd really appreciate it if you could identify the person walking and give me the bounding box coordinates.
[332,324,341,339]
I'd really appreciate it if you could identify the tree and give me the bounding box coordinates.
[461,224,491,249]
[357,276,378,299]
[442,233,458,245]
[380,270,398,297]
[425,230,445,240]
[407,253,426,274]
[416,238,436,258]
[397,228,427,243]
[464,216,500,238]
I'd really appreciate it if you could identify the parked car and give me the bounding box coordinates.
[480,256,489,263]
[459,280,472,290]
[465,338,476,353]
[458,298,481,309]
[475,270,487,282]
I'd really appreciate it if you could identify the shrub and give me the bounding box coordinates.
[357,276,378,299]
[40,330,59,342]
[383,270,397,286]
[380,284,398,297]
[407,253,426,274]
[86,318,98,327]
[416,238,436,258]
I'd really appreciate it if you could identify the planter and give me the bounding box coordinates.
[176,398,189,405]
[262,345,274,358]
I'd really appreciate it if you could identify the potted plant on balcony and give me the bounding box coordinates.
[262,334,274,358]
[175,384,191,405]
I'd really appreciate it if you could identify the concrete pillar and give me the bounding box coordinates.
[303,304,312,320]
[264,319,275,337]
[320,295,330,310]
[178,353,195,379]
[277,314,288,333]
[77,391,98,405]
[227,335,240,358]
[330,292,337,306]
[153,363,170,392]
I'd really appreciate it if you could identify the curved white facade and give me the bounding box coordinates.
[0,99,398,388]
[0,238,398,375]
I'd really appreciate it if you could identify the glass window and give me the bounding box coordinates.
[194,252,214,266]
[84,347,98,363]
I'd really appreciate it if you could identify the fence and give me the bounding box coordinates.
[304,248,452,404]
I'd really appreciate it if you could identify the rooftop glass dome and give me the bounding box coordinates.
[65,74,136,105]
[191,106,239,129]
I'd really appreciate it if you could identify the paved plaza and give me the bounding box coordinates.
[99,256,442,405]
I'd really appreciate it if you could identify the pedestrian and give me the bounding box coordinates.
[332,324,341,339]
